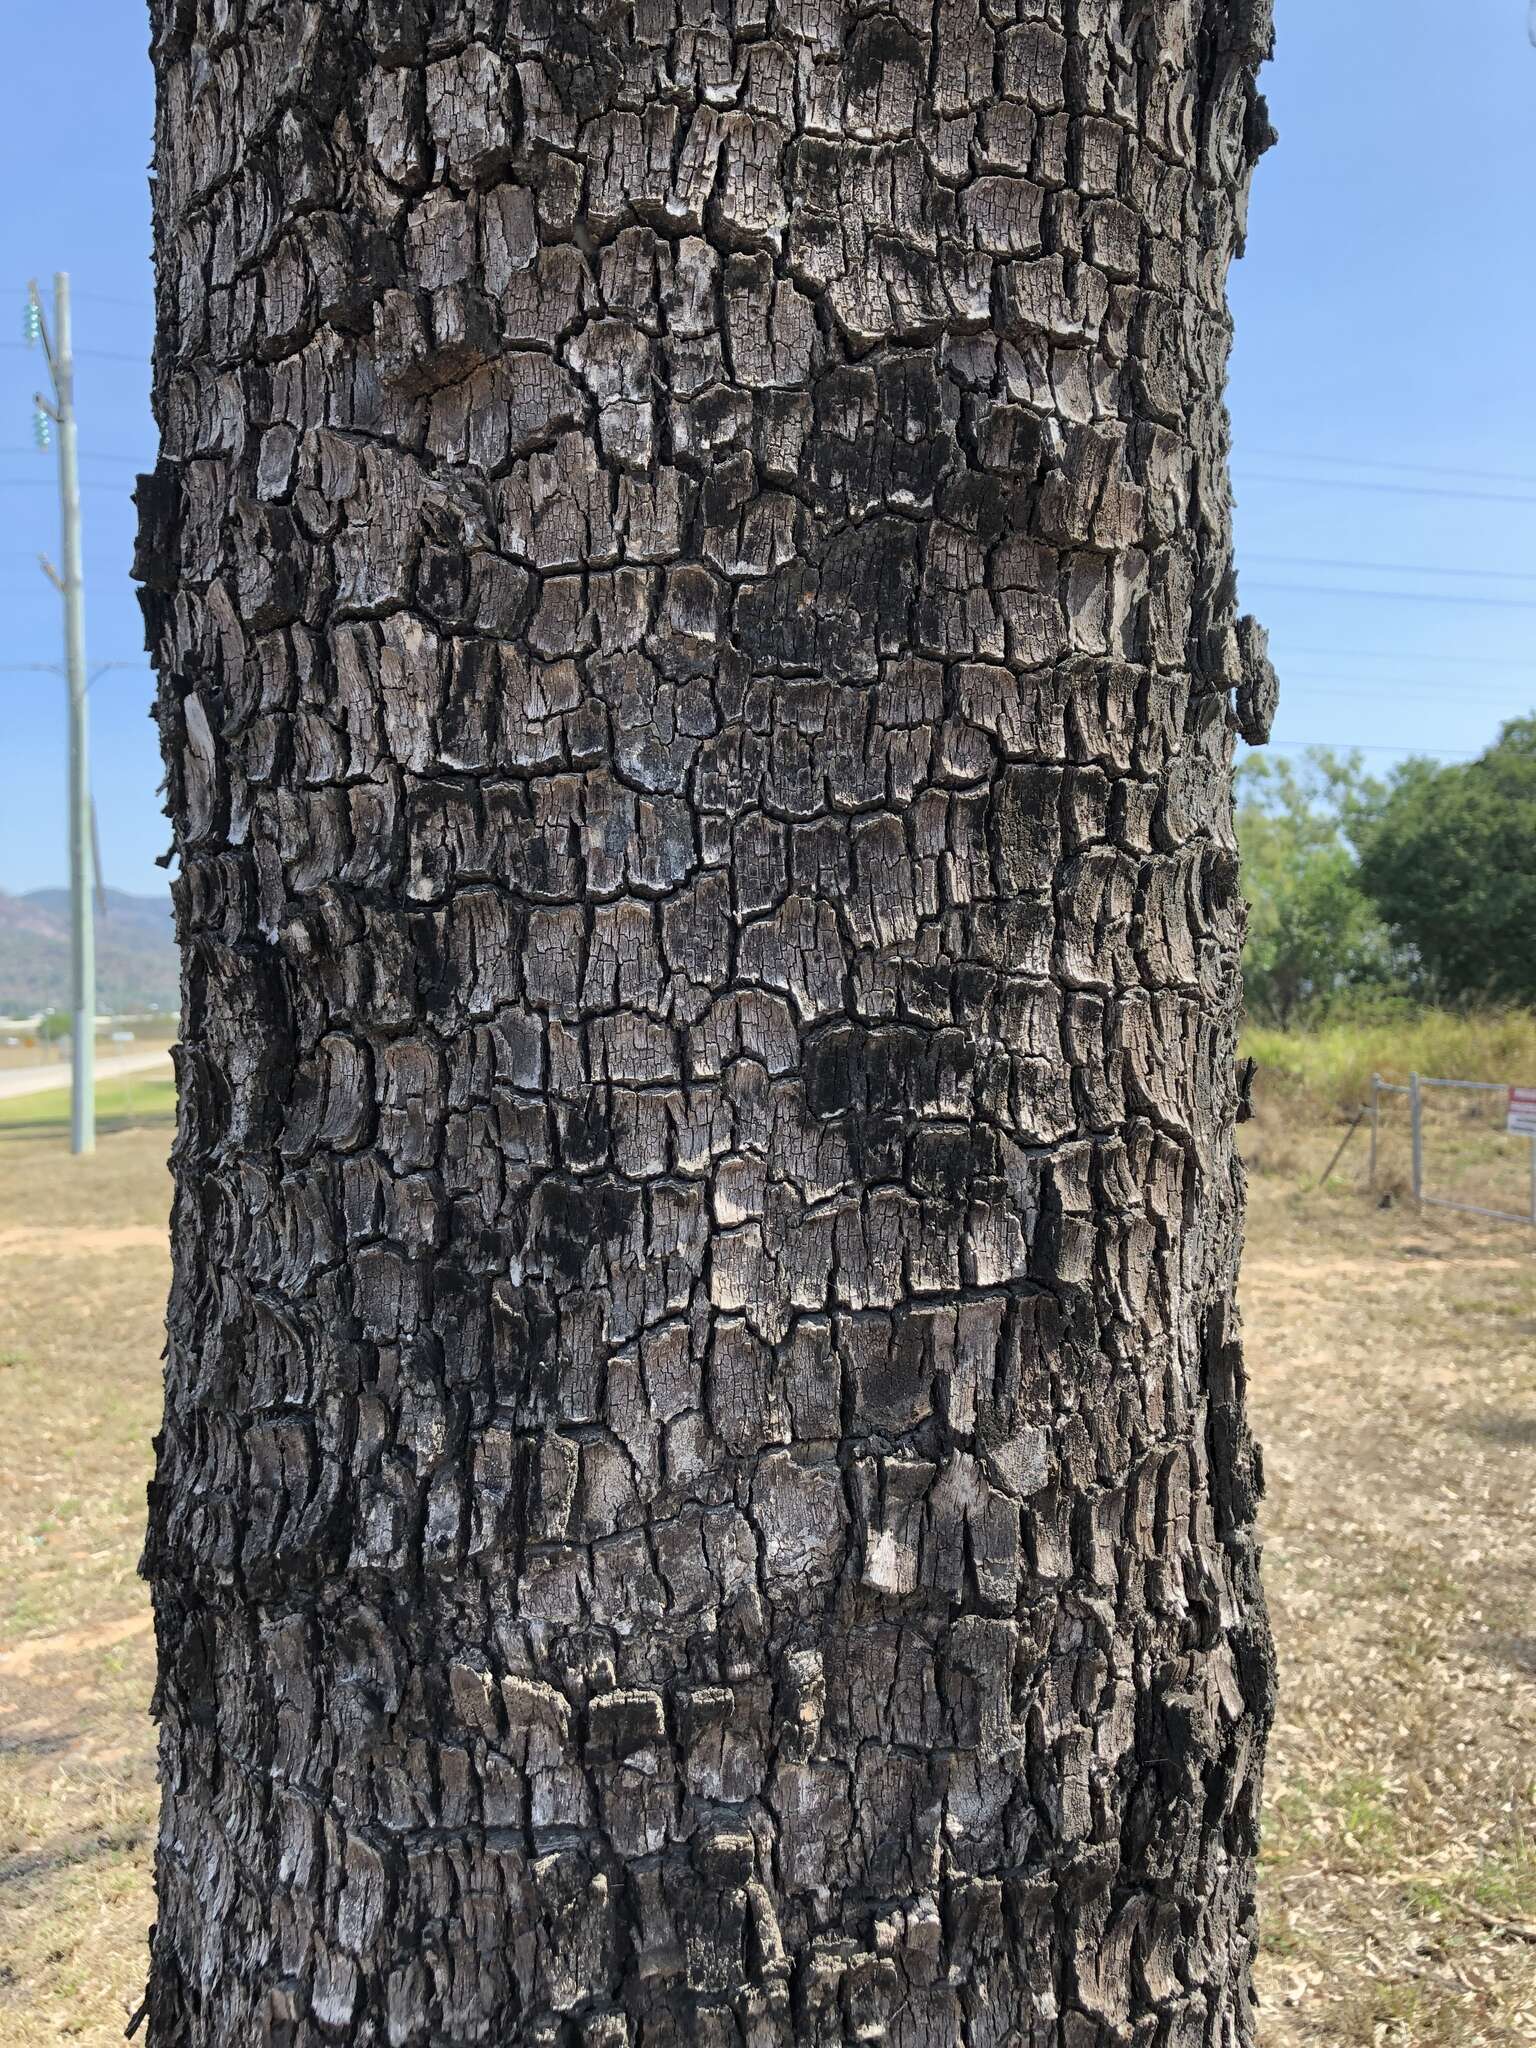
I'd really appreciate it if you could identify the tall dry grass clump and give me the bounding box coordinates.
[1242,1008,1536,1119]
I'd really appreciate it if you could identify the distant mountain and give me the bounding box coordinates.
[0,887,179,1018]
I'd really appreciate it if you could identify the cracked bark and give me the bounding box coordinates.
[136,2,1278,2042]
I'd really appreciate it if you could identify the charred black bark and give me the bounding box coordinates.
[138,2,1277,2042]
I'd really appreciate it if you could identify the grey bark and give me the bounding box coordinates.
[135,2,1278,2043]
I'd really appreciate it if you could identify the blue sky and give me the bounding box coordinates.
[1,0,1533,897]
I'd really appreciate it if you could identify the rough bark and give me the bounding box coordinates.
[136,3,1278,2042]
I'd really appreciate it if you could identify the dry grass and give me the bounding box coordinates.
[1244,1008,1536,1121]
[1245,1085,1536,2045]
[2,1079,1535,2043]
[0,1070,177,1138]
[0,1113,168,2045]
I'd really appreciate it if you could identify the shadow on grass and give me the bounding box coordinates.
[0,1822,150,1892]
[0,1731,78,1764]
[0,1113,174,1144]
[1461,1409,1536,1450]
[1480,1632,1536,1679]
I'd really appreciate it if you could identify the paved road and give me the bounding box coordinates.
[0,1050,173,1103]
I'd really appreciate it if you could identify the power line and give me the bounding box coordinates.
[1286,684,1536,708]
[0,479,137,495]
[0,341,143,366]
[1242,470,1536,508]
[1245,551,1536,584]
[1246,580,1536,611]
[1240,447,1536,490]
[0,660,148,676]
[1279,645,1536,669]
[1281,675,1536,698]
[1246,738,1479,759]
[1278,678,1536,702]
[1283,671,1536,694]
[0,446,146,463]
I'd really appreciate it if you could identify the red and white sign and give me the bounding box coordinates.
[1508,1087,1536,1136]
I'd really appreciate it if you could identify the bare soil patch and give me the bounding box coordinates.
[0,1225,167,1260]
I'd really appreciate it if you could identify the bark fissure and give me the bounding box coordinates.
[137,1,1277,2041]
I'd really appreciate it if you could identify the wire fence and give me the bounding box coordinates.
[1369,1073,1536,1227]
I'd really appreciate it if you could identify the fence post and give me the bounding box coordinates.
[1409,1071,1424,1205]
[1369,1074,1380,1191]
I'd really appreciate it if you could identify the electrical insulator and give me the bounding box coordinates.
[24,299,42,347]
[33,406,52,452]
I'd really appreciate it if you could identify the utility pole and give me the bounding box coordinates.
[28,273,94,1155]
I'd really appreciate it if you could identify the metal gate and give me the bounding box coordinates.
[1371,1073,1536,1227]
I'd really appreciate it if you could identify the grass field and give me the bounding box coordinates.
[0,1107,171,2045]
[1,1064,1533,2043]
[0,1071,176,1137]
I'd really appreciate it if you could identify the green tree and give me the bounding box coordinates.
[1237,750,1396,1025]
[1355,718,1536,1004]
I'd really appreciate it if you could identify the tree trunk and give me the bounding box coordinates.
[136,3,1278,2042]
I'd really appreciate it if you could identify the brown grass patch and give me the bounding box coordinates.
[2,1089,1535,2041]
[0,1124,166,2045]
[1244,1082,1536,2044]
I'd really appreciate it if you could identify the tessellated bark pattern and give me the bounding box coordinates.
[136,2,1278,2040]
